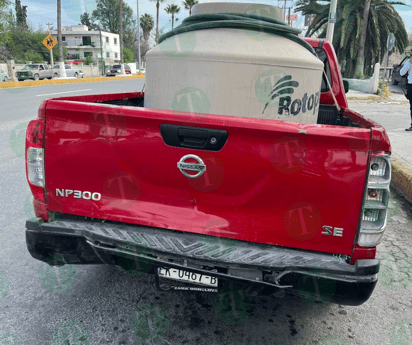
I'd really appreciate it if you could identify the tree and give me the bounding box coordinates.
[182,0,198,16]
[123,47,134,62]
[0,0,12,32]
[149,0,166,45]
[79,12,97,31]
[14,0,23,27]
[139,14,154,62]
[140,13,154,42]
[84,55,93,65]
[92,0,135,35]
[353,0,371,78]
[165,4,180,29]
[295,0,409,78]
[25,51,43,63]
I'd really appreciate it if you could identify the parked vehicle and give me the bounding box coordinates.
[0,70,9,82]
[392,56,409,85]
[52,64,84,78]
[16,64,53,81]
[25,38,391,307]
[106,64,132,76]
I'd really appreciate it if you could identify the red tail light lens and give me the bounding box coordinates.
[26,117,47,220]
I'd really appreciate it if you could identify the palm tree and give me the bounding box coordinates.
[149,0,166,45]
[165,4,181,29]
[353,0,371,78]
[140,13,154,42]
[295,0,408,78]
[182,0,198,16]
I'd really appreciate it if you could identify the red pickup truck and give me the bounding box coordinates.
[25,39,391,306]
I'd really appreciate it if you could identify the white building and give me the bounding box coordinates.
[51,25,121,64]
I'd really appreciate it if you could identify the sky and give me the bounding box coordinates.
[19,0,412,35]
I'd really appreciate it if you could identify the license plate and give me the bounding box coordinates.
[158,267,218,287]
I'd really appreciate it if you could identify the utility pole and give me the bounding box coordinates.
[99,29,104,76]
[57,0,67,78]
[137,0,141,71]
[119,0,126,75]
[326,0,338,43]
[288,7,291,26]
[46,22,54,67]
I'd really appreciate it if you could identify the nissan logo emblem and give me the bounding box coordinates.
[177,155,206,178]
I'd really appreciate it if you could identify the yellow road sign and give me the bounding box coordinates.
[43,34,57,50]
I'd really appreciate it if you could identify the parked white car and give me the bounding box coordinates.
[53,65,84,78]
[0,70,9,82]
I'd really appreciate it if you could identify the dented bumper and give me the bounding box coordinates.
[26,216,379,306]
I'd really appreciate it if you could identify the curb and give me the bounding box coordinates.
[0,74,145,89]
[391,153,412,204]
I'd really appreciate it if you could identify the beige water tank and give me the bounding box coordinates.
[145,2,324,124]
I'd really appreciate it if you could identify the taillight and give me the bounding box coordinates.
[25,116,47,220]
[358,154,391,247]
[27,147,44,187]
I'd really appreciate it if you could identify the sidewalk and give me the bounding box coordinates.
[346,85,412,203]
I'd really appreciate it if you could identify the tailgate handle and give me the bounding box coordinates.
[178,128,208,146]
[160,124,228,151]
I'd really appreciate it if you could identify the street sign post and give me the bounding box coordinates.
[286,14,298,22]
[381,33,396,95]
[42,34,57,51]
[387,33,396,52]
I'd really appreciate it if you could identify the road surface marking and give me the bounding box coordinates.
[36,89,92,97]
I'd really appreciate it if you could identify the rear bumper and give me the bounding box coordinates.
[26,216,379,306]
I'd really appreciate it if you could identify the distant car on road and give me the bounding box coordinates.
[0,70,9,82]
[53,64,84,78]
[392,56,410,85]
[106,64,132,77]
[16,64,53,81]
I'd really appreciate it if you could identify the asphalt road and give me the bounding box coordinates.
[1,80,412,345]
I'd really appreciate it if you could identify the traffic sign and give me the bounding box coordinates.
[387,33,395,52]
[42,34,57,50]
[286,14,298,22]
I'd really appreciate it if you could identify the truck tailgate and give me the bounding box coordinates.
[43,95,370,256]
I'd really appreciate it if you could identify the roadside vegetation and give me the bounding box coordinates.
[296,0,409,79]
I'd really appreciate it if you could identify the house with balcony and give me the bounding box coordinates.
[51,25,121,64]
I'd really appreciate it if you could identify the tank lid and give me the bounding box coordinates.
[192,2,283,21]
